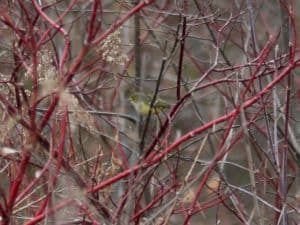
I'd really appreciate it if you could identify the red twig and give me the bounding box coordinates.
[5,150,30,225]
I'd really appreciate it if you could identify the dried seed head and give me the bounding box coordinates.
[97,28,128,65]
[59,90,94,131]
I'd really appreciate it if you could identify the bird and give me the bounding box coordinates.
[128,93,170,115]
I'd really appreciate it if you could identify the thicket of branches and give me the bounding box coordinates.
[0,1,299,225]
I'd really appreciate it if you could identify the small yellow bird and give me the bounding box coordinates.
[128,93,170,115]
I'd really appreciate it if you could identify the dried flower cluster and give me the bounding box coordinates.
[23,47,58,97]
[0,73,9,96]
[0,72,18,142]
[0,115,18,142]
[60,90,94,131]
[97,29,128,65]
[37,48,59,96]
